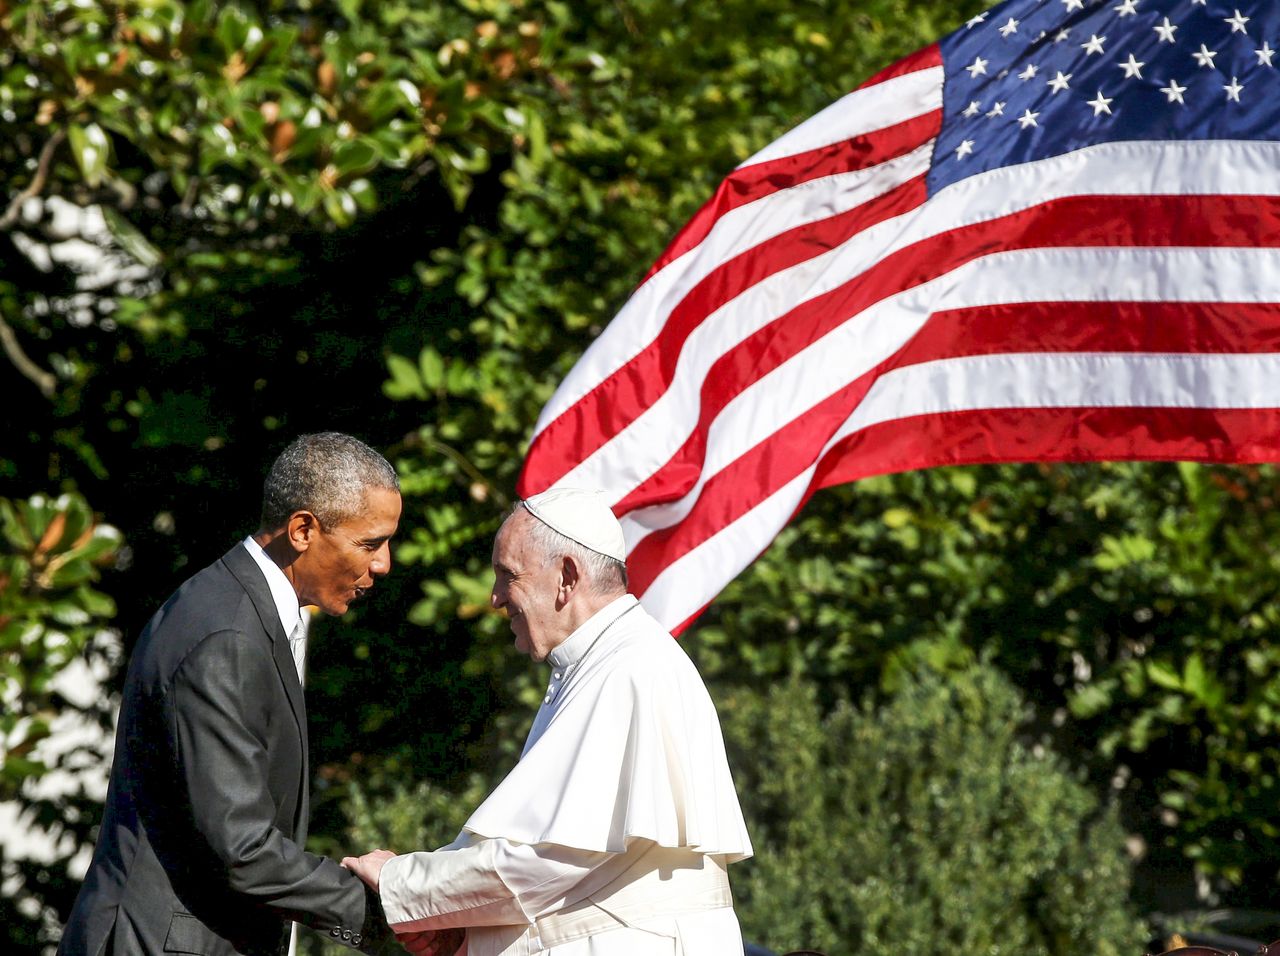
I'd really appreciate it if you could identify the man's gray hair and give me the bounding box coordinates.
[518,502,628,595]
[260,432,399,530]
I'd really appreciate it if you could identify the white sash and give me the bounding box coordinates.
[533,846,732,948]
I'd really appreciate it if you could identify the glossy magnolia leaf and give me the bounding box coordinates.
[66,123,110,187]
[102,208,162,268]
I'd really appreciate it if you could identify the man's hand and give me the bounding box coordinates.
[340,848,396,892]
[396,928,465,955]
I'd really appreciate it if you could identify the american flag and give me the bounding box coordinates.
[518,0,1280,633]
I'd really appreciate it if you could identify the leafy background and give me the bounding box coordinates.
[3,0,1276,953]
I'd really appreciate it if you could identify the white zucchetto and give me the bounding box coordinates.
[522,487,627,563]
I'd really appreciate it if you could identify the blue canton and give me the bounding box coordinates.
[931,0,1280,194]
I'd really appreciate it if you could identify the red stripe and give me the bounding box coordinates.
[629,404,1280,599]
[517,173,931,496]
[610,194,1280,515]
[670,606,707,638]
[811,406,1280,488]
[857,43,943,91]
[894,301,1280,360]
[644,110,942,282]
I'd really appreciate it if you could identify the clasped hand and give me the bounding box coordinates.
[341,849,465,956]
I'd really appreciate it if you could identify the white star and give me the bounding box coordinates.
[967,56,989,78]
[1019,64,1039,80]
[1087,90,1114,115]
[962,100,983,117]
[1048,70,1072,93]
[1119,53,1145,78]
[1192,44,1218,68]
[1258,42,1276,67]
[1000,17,1020,36]
[1225,9,1250,34]
[1055,28,1071,42]
[1160,78,1188,103]
[967,12,988,27]
[1082,34,1107,55]
[955,139,975,159]
[1115,0,1139,16]
[1154,17,1178,43]
[986,101,1006,117]
[1016,108,1040,128]
[1063,0,1085,9]
[1224,75,1244,101]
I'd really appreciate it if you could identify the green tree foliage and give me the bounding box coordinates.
[719,664,1146,955]
[0,492,121,949]
[0,492,120,798]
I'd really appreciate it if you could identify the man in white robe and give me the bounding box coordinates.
[343,488,753,955]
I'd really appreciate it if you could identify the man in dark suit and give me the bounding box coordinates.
[60,433,402,956]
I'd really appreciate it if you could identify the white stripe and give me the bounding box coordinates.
[937,245,1280,307]
[533,138,1280,449]
[854,352,1280,422]
[616,245,1280,548]
[638,350,1280,628]
[532,143,934,437]
[738,65,944,169]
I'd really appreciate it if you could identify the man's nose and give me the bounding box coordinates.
[371,541,392,576]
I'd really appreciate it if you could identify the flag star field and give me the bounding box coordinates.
[935,0,1280,192]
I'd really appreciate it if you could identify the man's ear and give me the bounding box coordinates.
[286,511,321,554]
[556,555,581,609]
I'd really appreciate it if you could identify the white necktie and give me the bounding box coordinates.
[288,617,307,685]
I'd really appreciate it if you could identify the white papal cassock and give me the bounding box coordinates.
[378,595,753,955]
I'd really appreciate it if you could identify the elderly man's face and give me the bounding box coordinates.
[490,510,567,662]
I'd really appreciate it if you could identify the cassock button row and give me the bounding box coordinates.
[554,671,561,679]
[544,695,551,703]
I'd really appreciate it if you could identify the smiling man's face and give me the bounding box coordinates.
[291,486,401,615]
[490,509,568,662]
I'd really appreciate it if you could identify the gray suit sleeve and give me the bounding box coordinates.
[167,630,390,952]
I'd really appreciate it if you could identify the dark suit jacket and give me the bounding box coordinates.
[59,544,391,956]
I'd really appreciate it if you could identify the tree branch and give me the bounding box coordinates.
[0,130,66,231]
[0,311,56,398]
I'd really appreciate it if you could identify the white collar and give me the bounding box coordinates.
[547,594,638,670]
[241,536,304,638]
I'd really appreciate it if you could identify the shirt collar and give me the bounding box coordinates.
[241,536,304,638]
[547,594,638,670]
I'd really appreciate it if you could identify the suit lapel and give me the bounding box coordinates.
[222,544,311,835]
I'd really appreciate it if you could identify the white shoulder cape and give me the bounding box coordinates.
[462,603,752,862]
